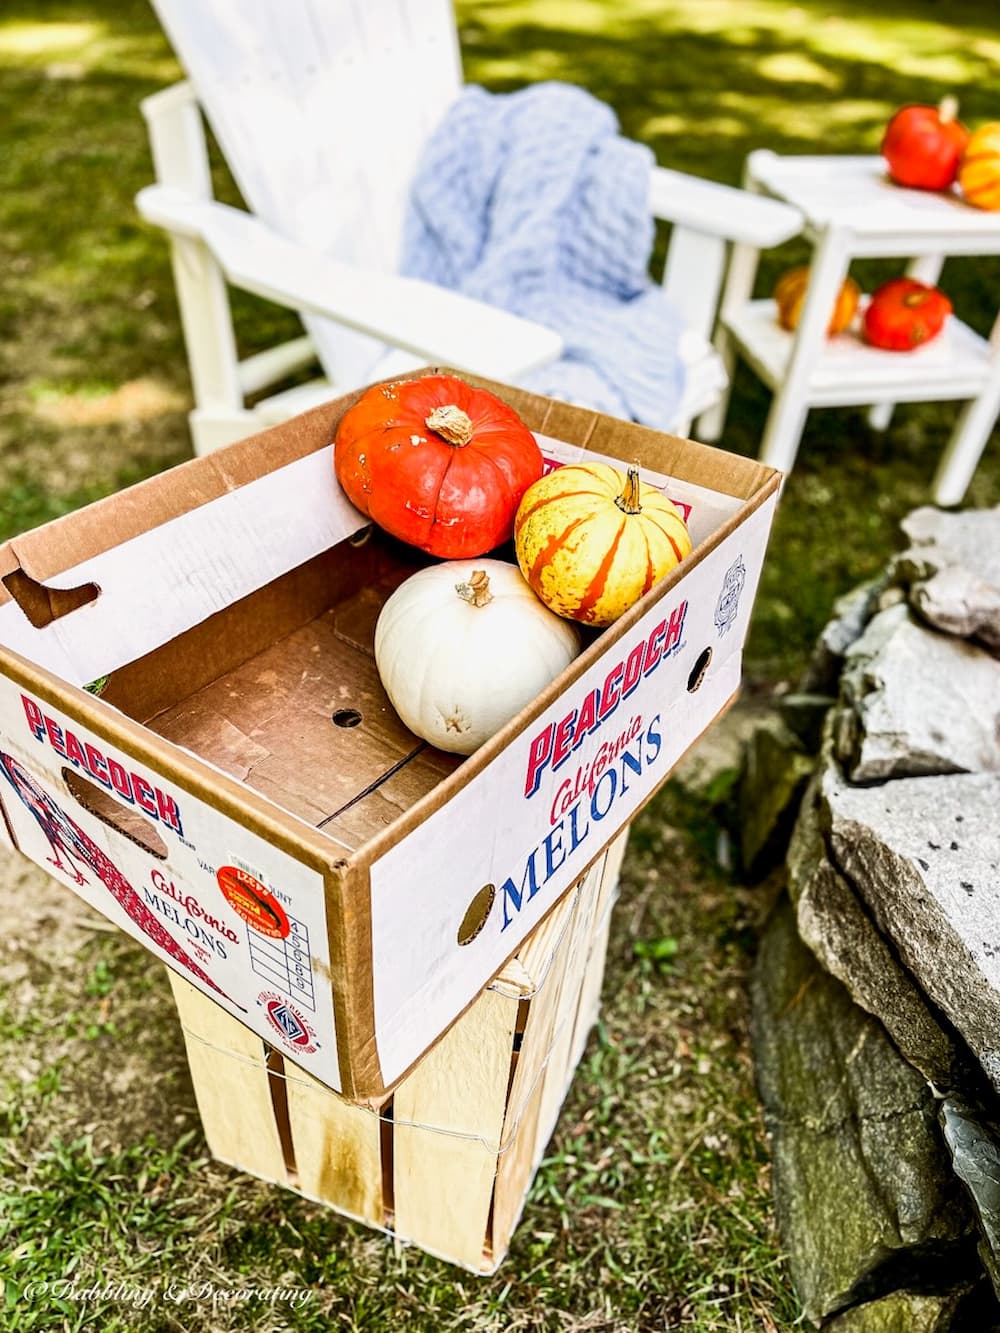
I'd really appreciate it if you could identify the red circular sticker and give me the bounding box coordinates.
[217,865,289,939]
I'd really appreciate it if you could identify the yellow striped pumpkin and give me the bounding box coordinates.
[959,123,1000,211]
[514,463,692,627]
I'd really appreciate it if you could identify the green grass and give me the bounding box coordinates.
[1,797,793,1333]
[1,1,999,1329]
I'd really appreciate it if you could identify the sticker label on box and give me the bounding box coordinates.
[0,685,340,1090]
[368,493,777,1085]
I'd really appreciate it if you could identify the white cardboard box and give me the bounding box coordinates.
[0,373,779,1099]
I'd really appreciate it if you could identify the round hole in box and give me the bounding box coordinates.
[347,526,373,548]
[332,709,363,728]
[458,883,495,946]
[687,647,713,693]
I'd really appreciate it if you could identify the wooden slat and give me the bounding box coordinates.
[392,986,517,1271]
[531,853,607,1159]
[490,884,584,1255]
[569,905,615,1074]
[168,971,288,1183]
[284,1066,384,1225]
[567,828,628,1070]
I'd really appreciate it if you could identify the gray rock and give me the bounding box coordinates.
[803,576,889,694]
[825,1289,977,1333]
[894,506,1000,655]
[739,714,815,875]
[778,691,836,751]
[913,566,1000,656]
[941,1098,1000,1299]
[822,769,1000,1092]
[752,899,974,1324]
[836,604,1000,781]
[787,777,968,1091]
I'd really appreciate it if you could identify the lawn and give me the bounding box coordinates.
[1,2,999,1330]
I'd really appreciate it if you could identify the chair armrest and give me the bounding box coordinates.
[135,186,564,380]
[648,166,802,248]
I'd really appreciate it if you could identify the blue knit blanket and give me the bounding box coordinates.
[399,82,687,428]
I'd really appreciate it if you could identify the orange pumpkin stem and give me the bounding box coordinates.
[426,405,474,447]
[614,467,643,516]
[938,95,958,125]
[455,569,493,608]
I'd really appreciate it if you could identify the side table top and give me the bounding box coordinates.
[747,151,1000,246]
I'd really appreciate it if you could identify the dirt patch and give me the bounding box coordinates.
[0,850,196,1156]
[32,377,185,428]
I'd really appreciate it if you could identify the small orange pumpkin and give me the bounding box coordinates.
[773,267,861,336]
[959,123,1000,211]
[514,464,691,627]
[334,374,543,559]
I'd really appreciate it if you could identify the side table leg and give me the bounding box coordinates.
[867,254,945,433]
[933,374,1000,506]
[759,228,852,476]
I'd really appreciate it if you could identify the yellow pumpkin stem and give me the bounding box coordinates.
[455,569,493,608]
[614,467,643,516]
[426,405,474,447]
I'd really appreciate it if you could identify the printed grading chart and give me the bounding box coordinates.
[247,915,316,1011]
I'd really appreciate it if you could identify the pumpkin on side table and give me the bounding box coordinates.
[959,123,1000,211]
[773,266,860,336]
[881,97,969,190]
[863,279,952,351]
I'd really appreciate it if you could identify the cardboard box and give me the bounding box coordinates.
[0,372,779,1099]
[169,828,627,1273]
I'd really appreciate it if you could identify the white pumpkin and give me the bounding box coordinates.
[374,559,582,755]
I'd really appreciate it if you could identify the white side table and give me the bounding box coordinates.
[698,151,1000,504]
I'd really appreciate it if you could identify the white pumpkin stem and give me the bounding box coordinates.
[426,405,474,447]
[455,569,493,608]
[614,466,643,516]
[938,95,958,124]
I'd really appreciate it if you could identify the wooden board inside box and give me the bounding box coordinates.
[100,535,462,847]
[0,370,780,1101]
[169,829,627,1274]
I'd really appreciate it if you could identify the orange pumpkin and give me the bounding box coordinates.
[959,123,1000,211]
[334,374,543,558]
[881,98,969,191]
[863,279,952,351]
[513,464,691,627]
[773,267,861,335]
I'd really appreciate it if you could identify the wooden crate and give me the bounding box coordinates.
[168,829,627,1273]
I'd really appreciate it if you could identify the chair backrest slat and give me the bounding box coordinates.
[151,0,464,383]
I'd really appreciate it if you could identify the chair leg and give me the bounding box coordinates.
[932,381,1000,506]
[189,408,262,456]
[697,240,762,443]
[694,339,734,444]
[759,397,811,477]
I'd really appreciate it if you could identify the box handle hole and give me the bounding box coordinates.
[687,647,713,693]
[332,709,363,728]
[62,768,168,859]
[458,883,495,946]
[3,568,99,629]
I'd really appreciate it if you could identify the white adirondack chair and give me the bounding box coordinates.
[136,0,802,457]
